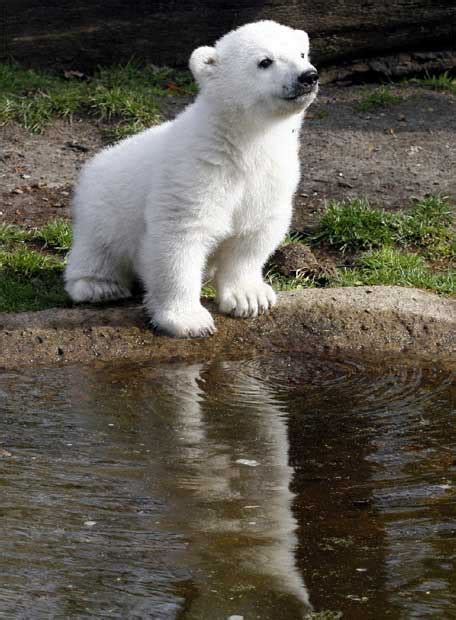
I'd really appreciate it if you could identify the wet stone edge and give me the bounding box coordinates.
[0,286,454,370]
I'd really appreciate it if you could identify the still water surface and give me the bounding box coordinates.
[0,357,455,619]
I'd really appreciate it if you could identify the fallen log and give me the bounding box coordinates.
[2,1,456,71]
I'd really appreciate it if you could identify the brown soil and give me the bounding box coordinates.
[270,243,337,280]
[0,120,102,226]
[0,83,455,230]
[296,83,456,231]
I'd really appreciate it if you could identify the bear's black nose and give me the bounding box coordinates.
[297,70,319,86]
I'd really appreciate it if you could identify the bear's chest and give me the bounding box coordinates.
[230,148,300,231]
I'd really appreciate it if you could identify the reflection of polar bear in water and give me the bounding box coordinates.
[65,20,319,337]
[102,362,311,618]
[161,363,311,619]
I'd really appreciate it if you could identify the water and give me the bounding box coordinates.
[0,356,455,619]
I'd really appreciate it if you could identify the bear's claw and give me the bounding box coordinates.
[152,306,216,338]
[217,282,276,318]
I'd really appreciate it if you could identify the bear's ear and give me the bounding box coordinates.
[189,46,218,85]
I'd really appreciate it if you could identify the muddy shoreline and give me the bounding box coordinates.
[1,286,454,370]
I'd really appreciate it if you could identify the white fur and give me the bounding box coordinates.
[65,20,318,337]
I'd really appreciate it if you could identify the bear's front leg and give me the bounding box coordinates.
[215,226,286,318]
[140,232,216,338]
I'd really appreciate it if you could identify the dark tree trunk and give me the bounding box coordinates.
[2,1,456,70]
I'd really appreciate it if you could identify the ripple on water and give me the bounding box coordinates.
[0,356,454,619]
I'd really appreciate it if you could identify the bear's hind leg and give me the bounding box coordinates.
[65,277,132,303]
[65,240,132,303]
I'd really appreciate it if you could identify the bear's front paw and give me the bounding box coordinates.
[217,282,276,318]
[152,306,216,338]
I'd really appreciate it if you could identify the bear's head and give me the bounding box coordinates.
[189,21,318,119]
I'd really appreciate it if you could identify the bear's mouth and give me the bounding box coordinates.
[283,85,317,101]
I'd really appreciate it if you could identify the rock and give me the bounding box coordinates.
[0,288,454,368]
[65,141,90,153]
[338,179,354,188]
[321,49,456,83]
[235,459,259,467]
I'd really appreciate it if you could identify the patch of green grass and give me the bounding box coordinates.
[0,223,32,246]
[89,85,161,126]
[332,247,455,295]
[201,282,216,299]
[313,198,400,252]
[291,196,454,295]
[0,271,67,313]
[0,220,73,252]
[410,71,456,95]
[0,61,196,134]
[305,612,343,620]
[314,196,455,256]
[0,247,67,312]
[0,220,72,312]
[0,80,89,132]
[0,246,63,276]
[400,195,455,257]
[33,219,72,252]
[357,86,402,112]
[266,269,318,292]
[282,231,308,245]
[95,62,197,96]
[0,64,56,93]
[102,119,149,143]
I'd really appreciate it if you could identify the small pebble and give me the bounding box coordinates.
[235,459,259,467]
[84,520,96,527]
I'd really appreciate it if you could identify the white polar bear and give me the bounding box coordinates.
[65,20,319,337]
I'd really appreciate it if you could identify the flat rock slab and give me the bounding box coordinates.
[0,286,454,369]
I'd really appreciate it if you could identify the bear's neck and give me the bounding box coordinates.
[192,97,303,151]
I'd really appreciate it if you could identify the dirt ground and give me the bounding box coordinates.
[0,83,455,231]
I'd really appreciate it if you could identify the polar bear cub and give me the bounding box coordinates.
[65,20,319,337]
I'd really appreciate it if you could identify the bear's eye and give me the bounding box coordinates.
[258,58,273,69]
[301,53,306,59]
